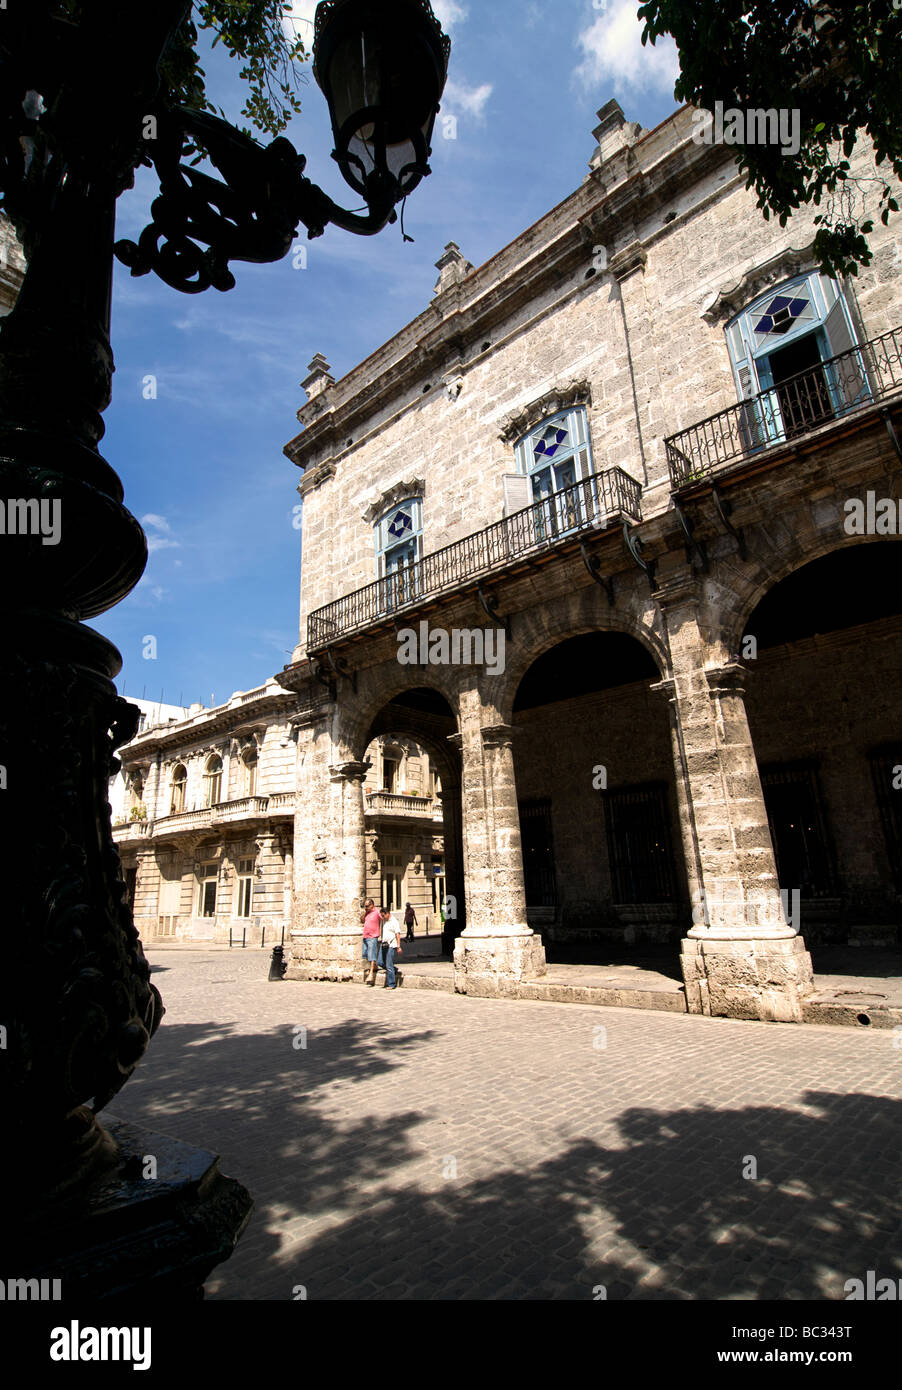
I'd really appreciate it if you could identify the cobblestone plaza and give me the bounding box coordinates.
[109,949,902,1302]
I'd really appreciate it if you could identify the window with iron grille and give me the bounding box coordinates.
[760,761,835,897]
[518,798,557,907]
[869,745,902,892]
[603,782,676,904]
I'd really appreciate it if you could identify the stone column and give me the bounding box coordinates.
[437,780,465,950]
[655,580,814,1022]
[282,836,293,936]
[453,722,546,994]
[289,710,369,982]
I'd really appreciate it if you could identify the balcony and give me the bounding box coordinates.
[665,326,902,488]
[113,792,296,843]
[365,791,443,820]
[307,466,642,652]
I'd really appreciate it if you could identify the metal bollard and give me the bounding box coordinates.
[268,944,287,981]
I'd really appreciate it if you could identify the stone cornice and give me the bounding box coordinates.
[282,110,734,475]
[700,242,819,325]
[297,460,336,497]
[118,689,296,762]
[499,381,592,444]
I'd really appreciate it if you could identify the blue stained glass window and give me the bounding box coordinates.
[388,510,412,539]
[754,292,811,339]
[534,424,568,459]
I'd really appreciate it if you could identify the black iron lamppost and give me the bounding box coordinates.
[0,0,449,1297]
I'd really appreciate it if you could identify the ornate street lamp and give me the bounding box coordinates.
[314,0,450,208]
[0,0,449,1298]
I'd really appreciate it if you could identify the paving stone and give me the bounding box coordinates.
[107,949,902,1301]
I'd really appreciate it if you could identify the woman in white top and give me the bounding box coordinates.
[380,909,402,990]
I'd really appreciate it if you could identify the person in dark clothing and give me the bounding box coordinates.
[403,902,417,942]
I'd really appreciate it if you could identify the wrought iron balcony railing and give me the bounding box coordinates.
[307,466,642,650]
[665,325,902,488]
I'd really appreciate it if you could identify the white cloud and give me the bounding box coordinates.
[575,0,679,100]
[443,78,492,121]
[282,1,317,42]
[141,514,181,554]
[432,0,468,31]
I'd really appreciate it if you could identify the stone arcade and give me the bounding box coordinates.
[274,100,902,1022]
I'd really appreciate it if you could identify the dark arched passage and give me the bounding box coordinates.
[743,541,902,940]
[512,631,688,961]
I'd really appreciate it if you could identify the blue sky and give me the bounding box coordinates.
[100,0,681,709]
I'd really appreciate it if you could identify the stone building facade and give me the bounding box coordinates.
[277,100,902,1022]
[111,692,444,944]
[362,736,446,928]
[112,682,298,945]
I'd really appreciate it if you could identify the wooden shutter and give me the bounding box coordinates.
[502,473,531,517]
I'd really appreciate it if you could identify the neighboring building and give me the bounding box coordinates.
[277,99,902,1022]
[111,692,445,942]
[363,735,445,925]
[109,697,190,827]
[112,683,297,945]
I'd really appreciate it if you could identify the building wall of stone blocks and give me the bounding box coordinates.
[291,110,902,638]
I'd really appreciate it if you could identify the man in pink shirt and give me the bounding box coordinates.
[361,898,382,986]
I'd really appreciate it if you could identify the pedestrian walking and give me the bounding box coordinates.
[361,898,382,986]
[403,901,417,942]
[380,907,403,989]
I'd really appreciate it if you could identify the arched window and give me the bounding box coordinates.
[375,498,423,607]
[204,755,223,807]
[515,405,595,538]
[725,272,869,443]
[170,764,187,815]
[243,747,258,797]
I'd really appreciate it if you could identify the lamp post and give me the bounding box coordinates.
[0,0,449,1296]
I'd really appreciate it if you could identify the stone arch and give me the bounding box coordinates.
[719,532,902,656]
[339,662,461,767]
[492,587,667,727]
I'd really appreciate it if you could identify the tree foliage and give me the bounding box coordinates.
[163,1,309,138]
[637,0,902,276]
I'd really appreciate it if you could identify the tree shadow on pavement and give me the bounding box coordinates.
[220,1090,902,1299]
[109,1024,902,1300]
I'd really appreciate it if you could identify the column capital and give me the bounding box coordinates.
[480,723,514,750]
[705,663,747,697]
[329,760,371,785]
[649,676,677,704]
[654,573,701,612]
[446,732,463,751]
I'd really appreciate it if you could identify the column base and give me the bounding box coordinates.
[453,930,547,996]
[6,1117,252,1300]
[287,930,364,983]
[680,934,815,1022]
